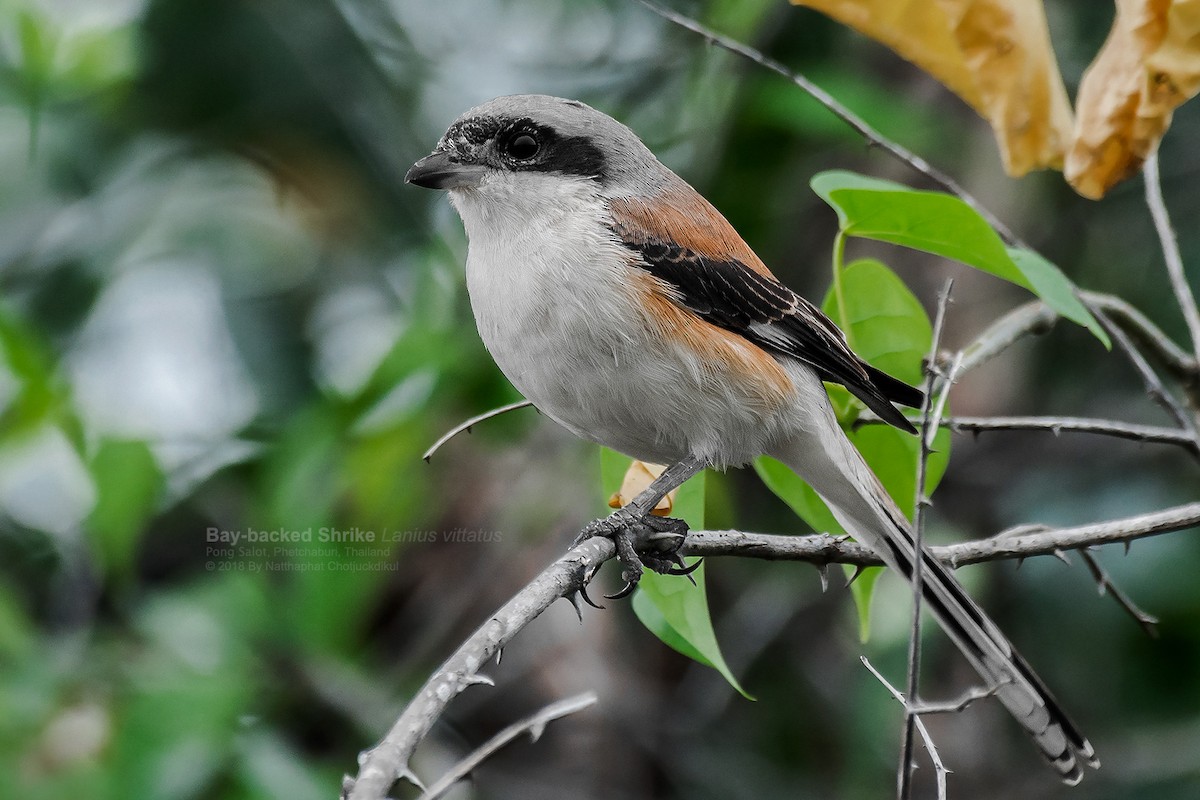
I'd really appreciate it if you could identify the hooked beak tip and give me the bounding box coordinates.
[406,151,485,190]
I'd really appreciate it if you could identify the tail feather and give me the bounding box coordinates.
[777,427,1099,784]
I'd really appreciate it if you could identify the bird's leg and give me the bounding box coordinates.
[573,455,706,601]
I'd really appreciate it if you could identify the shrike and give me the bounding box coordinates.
[407,94,1097,783]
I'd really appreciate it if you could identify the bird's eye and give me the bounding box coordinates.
[506,133,540,160]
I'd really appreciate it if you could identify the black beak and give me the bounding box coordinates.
[405,151,487,190]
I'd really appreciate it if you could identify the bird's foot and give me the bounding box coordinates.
[572,509,698,608]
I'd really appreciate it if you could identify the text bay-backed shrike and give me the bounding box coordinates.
[407,94,1097,783]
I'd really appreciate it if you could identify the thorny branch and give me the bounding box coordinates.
[862,657,950,800]
[899,280,954,800]
[415,692,598,800]
[1093,306,1200,448]
[344,537,615,800]
[343,501,1200,799]
[1078,550,1160,637]
[1082,292,1199,386]
[685,501,1200,567]
[423,400,535,462]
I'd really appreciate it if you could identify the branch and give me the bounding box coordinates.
[344,501,1200,797]
[1092,304,1200,447]
[683,500,1200,567]
[1078,550,1159,637]
[415,692,598,800]
[343,537,614,800]
[1143,151,1200,361]
[954,300,1057,376]
[859,414,1196,451]
[861,657,949,800]
[423,400,535,462]
[900,280,954,800]
[1083,292,1198,385]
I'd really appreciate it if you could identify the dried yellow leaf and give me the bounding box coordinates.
[793,0,1074,175]
[1066,0,1200,199]
[608,460,674,516]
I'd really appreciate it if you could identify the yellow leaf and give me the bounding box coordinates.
[608,460,674,516]
[1066,0,1200,199]
[793,0,1074,176]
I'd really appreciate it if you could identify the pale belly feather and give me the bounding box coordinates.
[452,177,809,468]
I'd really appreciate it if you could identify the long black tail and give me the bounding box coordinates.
[779,428,1099,784]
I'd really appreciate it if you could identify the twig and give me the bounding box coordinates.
[943,416,1197,450]
[415,692,599,800]
[900,280,953,799]
[909,685,997,716]
[855,413,1198,451]
[1144,151,1200,360]
[1093,306,1200,449]
[1078,550,1159,638]
[1083,292,1198,384]
[682,500,1200,566]
[423,400,535,462]
[953,292,1198,393]
[861,657,950,800]
[344,536,614,800]
[954,300,1058,376]
[635,0,1022,248]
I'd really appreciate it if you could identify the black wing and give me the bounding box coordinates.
[613,221,922,433]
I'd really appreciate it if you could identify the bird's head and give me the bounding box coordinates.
[406,94,668,213]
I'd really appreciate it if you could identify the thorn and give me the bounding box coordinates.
[1124,540,1132,556]
[463,672,494,688]
[564,592,585,620]
[423,455,432,464]
[845,565,867,587]
[397,765,427,792]
[495,647,503,665]
[816,564,830,593]
[1052,548,1073,566]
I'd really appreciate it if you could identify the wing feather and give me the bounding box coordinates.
[609,196,922,432]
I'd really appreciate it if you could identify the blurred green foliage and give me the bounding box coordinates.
[0,1,1198,799]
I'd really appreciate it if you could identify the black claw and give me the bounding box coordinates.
[604,581,637,601]
[578,584,606,610]
[666,557,703,578]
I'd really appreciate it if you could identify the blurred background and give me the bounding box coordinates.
[1,1,1198,798]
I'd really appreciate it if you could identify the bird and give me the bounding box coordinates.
[406,93,1098,784]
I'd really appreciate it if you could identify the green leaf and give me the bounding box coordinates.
[600,449,750,698]
[825,258,932,387]
[847,567,882,643]
[1007,248,1109,346]
[86,439,164,583]
[811,170,1108,346]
